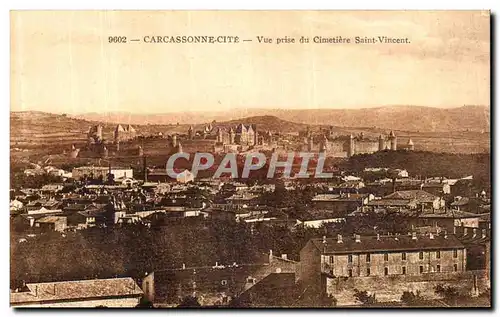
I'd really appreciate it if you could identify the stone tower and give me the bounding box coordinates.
[172,135,178,148]
[378,134,385,151]
[229,128,235,144]
[407,138,414,151]
[389,131,397,151]
[348,134,355,157]
[217,128,223,143]
[320,135,329,153]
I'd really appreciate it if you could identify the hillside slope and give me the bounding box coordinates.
[74,105,490,132]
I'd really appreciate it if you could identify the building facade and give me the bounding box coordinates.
[298,233,467,290]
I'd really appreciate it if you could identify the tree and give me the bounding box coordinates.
[434,284,460,306]
[353,289,377,306]
[178,295,201,307]
[401,291,424,306]
[136,297,154,308]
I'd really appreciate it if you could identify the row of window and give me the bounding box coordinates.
[338,250,459,264]
[346,264,459,277]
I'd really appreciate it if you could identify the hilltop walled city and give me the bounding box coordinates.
[10,116,491,308]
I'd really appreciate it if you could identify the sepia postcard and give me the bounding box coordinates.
[10,10,491,308]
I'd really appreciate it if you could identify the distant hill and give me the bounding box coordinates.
[73,105,490,133]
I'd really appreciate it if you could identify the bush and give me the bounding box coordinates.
[353,288,377,306]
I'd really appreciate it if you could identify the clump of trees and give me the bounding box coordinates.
[401,291,425,306]
[341,151,490,189]
[434,284,462,306]
[353,289,377,306]
[178,295,201,307]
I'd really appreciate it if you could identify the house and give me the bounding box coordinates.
[72,166,133,181]
[10,277,143,307]
[141,252,296,306]
[422,182,451,196]
[375,190,444,211]
[296,210,346,228]
[10,199,24,212]
[34,216,67,232]
[417,211,481,232]
[312,193,374,213]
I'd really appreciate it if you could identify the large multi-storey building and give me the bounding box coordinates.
[300,233,466,280]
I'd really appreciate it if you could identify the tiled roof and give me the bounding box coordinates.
[36,216,66,223]
[366,199,415,207]
[384,190,438,203]
[11,277,143,305]
[310,234,464,254]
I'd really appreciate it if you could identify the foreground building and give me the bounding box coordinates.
[297,233,485,305]
[10,277,143,308]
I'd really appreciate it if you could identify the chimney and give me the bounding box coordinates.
[269,250,273,264]
[453,226,457,234]
[429,233,434,240]
[444,231,448,239]
[412,232,417,240]
[143,156,148,182]
[355,234,361,243]
[337,234,343,244]
[182,263,186,270]
[482,229,486,239]
[377,233,380,241]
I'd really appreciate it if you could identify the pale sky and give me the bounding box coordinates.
[11,11,490,114]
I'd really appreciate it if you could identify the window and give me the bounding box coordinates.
[384,267,389,276]
[384,253,389,261]
[348,254,353,264]
[453,250,458,258]
[402,253,406,261]
[329,256,334,264]
[348,269,353,277]
[366,253,371,263]
[454,264,458,272]
[419,266,424,274]
[419,252,424,260]
[436,265,441,272]
[436,251,441,259]
[366,268,371,276]
[402,266,406,275]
